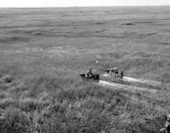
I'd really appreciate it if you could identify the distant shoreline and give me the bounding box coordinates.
[0,5,170,9]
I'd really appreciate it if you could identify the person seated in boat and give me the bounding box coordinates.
[87,68,93,78]
[110,67,118,75]
[110,67,114,73]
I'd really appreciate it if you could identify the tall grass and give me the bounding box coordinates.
[0,7,170,132]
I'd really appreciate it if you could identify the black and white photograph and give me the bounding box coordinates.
[0,0,170,133]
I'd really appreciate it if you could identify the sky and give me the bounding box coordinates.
[0,0,170,7]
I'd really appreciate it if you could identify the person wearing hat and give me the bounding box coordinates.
[87,68,93,78]
[113,67,118,75]
[110,67,114,73]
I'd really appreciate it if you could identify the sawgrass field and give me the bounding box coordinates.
[0,7,170,132]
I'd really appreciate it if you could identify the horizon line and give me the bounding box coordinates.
[0,5,170,8]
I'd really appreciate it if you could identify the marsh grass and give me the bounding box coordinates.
[0,7,170,133]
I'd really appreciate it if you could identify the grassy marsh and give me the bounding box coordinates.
[0,7,170,132]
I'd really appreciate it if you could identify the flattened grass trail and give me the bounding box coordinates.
[102,73,162,87]
[98,80,158,93]
[123,76,161,87]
